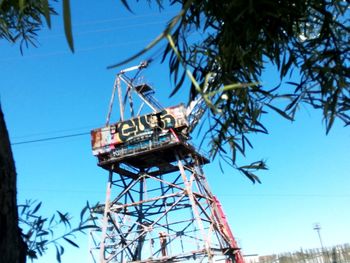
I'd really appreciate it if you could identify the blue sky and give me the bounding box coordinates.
[1,1,349,262]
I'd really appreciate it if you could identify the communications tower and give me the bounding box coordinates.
[89,62,244,263]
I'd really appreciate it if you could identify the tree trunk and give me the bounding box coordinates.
[0,105,26,263]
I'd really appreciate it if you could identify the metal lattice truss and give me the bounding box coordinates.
[89,62,243,263]
[89,154,237,263]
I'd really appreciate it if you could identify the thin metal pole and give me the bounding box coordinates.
[128,84,135,118]
[100,170,113,263]
[106,77,119,125]
[314,223,325,250]
[136,177,144,259]
[111,194,186,261]
[175,153,213,262]
[160,175,172,255]
[314,223,331,263]
[117,76,124,121]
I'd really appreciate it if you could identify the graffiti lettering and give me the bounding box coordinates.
[117,110,177,142]
[140,115,151,130]
[119,120,135,141]
[91,104,188,156]
[159,111,175,129]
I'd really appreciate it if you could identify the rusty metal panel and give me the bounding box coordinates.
[91,104,188,156]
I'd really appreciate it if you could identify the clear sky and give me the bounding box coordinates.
[1,1,349,262]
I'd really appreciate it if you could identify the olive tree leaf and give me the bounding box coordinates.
[63,0,74,52]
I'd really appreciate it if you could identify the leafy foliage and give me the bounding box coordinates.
[18,200,96,262]
[0,0,74,52]
[118,0,350,182]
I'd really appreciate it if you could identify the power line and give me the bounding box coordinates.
[0,16,172,61]
[40,20,169,40]
[0,38,161,62]
[11,131,90,146]
[11,125,99,140]
[72,11,177,27]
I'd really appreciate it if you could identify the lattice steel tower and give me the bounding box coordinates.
[89,62,244,263]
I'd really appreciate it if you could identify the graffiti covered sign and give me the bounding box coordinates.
[91,104,188,155]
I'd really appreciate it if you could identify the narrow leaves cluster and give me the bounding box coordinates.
[18,200,97,262]
[120,0,350,182]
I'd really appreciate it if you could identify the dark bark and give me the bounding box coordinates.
[0,105,27,263]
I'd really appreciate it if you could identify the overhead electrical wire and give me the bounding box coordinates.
[41,20,170,40]
[0,39,158,62]
[11,124,99,140]
[10,50,166,146]
[7,13,173,146]
[11,131,90,146]
[0,12,173,62]
[73,11,178,27]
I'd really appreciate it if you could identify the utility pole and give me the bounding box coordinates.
[313,223,329,263]
[313,223,325,250]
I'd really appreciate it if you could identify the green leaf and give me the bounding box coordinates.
[232,140,245,157]
[25,229,33,239]
[239,161,267,171]
[280,53,294,78]
[32,201,42,214]
[63,0,74,52]
[240,170,261,184]
[218,159,224,173]
[108,2,190,69]
[55,245,62,263]
[232,146,236,164]
[266,103,294,121]
[77,224,99,231]
[36,240,48,247]
[120,0,133,13]
[41,0,51,28]
[27,249,38,259]
[80,205,88,222]
[107,31,165,69]
[63,237,79,248]
[170,69,186,97]
[57,210,71,227]
[19,204,29,215]
[36,230,49,237]
[285,95,300,111]
[60,245,64,255]
[19,0,25,12]
[49,214,55,226]
[326,114,335,135]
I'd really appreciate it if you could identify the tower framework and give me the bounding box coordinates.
[89,62,243,263]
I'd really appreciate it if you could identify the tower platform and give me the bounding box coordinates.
[96,132,209,179]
